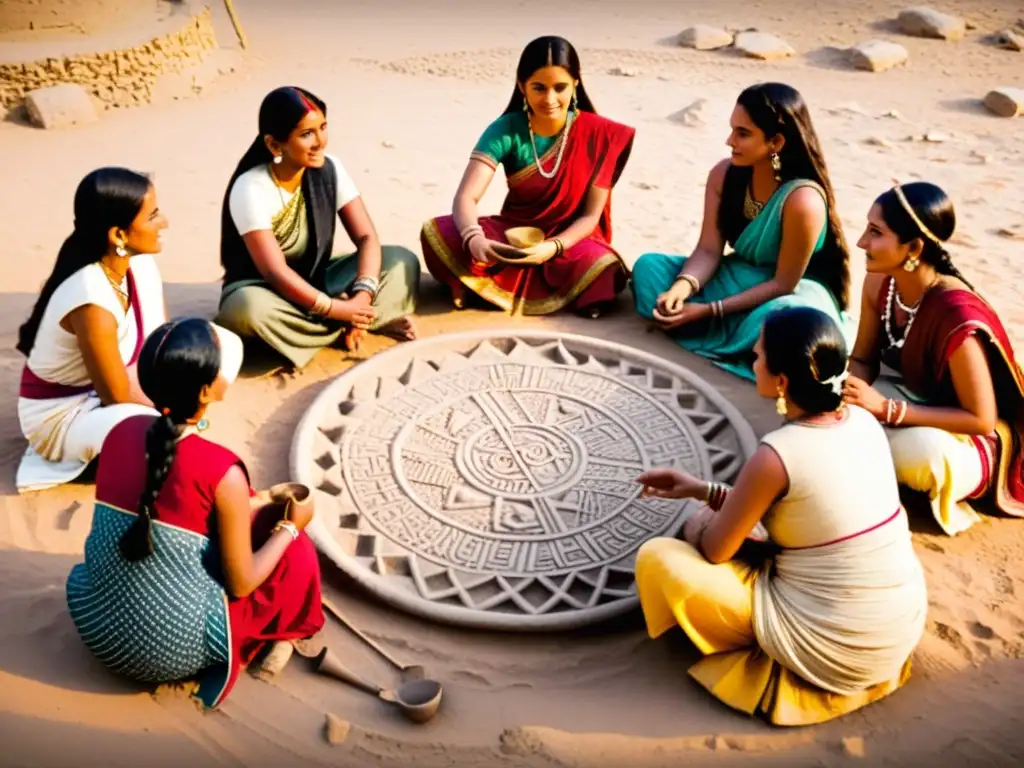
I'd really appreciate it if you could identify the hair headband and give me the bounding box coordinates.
[891,184,942,245]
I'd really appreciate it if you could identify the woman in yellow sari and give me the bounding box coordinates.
[635,306,927,726]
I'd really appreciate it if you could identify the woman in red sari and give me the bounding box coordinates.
[420,36,635,317]
[843,182,1024,536]
[66,318,323,707]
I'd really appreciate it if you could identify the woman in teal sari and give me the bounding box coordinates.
[632,83,852,380]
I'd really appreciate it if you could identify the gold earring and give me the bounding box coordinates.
[903,256,919,272]
[770,152,782,182]
[775,385,787,416]
[115,242,127,258]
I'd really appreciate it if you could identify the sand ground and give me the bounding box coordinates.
[1,1,1023,766]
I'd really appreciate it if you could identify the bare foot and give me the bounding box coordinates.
[343,327,365,351]
[377,316,417,342]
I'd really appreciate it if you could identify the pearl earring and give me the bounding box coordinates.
[903,256,919,272]
[115,244,127,258]
[775,385,787,416]
[273,155,283,165]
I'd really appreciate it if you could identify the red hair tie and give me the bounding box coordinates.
[161,407,171,416]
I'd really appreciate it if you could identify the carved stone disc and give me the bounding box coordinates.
[291,332,757,631]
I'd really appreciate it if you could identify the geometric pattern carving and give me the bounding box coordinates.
[291,332,757,631]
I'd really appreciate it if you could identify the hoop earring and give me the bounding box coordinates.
[903,256,920,273]
[775,385,787,416]
[272,155,283,165]
[770,152,782,183]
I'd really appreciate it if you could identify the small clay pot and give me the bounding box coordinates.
[268,482,311,520]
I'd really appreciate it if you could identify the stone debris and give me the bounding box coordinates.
[897,7,966,41]
[984,88,1024,117]
[849,40,909,72]
[608,66,642,77]
[667,99,708,127]
[733,31,795,61]
[994,29,1023,52]
[25,83,98,129]
[678,25,734,51]
[324,714,352,745]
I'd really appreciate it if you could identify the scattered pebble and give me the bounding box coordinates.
[996,225,1024,240]
[632,181,659,190]
[923,130,949,142]
[324,713,351,745]
[677,25,734,51]
[849,40,910,72]
[969,149,992,164]
[381,140,396,149]
[984,87,1024,118]
[864,136,894,148]
[840,736,867,758]
[994,29,1023,52]
[608,66,642,77]
[882,109,908,121]
[733,31,795,60]
[25,83,98,130]
[897,7,967,41]
[667,98,708,127]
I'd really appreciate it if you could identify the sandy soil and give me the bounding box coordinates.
[1,1,1023,766]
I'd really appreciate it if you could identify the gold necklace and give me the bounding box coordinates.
[100,261,130,307]
[743,185,764,220]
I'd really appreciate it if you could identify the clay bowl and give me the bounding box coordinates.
[504,226,545,248]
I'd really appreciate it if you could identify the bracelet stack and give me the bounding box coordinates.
[551,238,564,257]
[674,273,701,293]
[703,481,730,511]
[309,291,332,316]
[272,520,299,541]
[709,300,725,319]
[351,274,380,301]
[460,224,484,250]
[882,398,908,426]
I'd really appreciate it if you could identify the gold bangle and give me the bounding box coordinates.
[675,273,700,293]
[310,291,331,317]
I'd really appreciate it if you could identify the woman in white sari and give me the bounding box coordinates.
[16,168,240,492]
[635,306,927,726]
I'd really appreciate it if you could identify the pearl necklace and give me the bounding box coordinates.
[529,111,573,179]
[883,277,916,350]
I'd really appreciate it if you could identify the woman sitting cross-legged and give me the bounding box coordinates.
[216,86,420,369]
[635,306,927,726]
[844,182,1024,536]
[66,318,324,708]
[631,83,851,380]
[17,167,170,493]
[420,36,635,317]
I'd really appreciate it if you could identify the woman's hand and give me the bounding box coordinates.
[519,240,559,263]
[467,235,500,266]
[286,494,315,531]
[843,375,888,420]
[331,297,376,329]
[652,302,710,330]
[637,468,706,500]
[656,280,693,317]
[682,505,714,548]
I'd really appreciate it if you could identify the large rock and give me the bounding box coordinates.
[25,83,98,129]
[678,25,733,51]
[849,40,910,71]
[734,31,795,61]
[984,88,1024,117]
[898,7,966,41]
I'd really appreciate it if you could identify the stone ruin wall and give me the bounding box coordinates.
[0,8,218,110]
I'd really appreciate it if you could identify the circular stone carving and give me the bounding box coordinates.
[291,332,757,631]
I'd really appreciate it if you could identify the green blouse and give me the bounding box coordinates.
[472,112,557,175]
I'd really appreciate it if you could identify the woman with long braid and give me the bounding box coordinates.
[66,318,324,708]
[844,182,1024,536]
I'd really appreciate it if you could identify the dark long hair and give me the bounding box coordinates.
[503,36,597,115]
[17,168,151,356]
[119,318,222,563]
[763,306,849,415]
[730,83,851,310]
[218,86,327,267]
[875,182,973,290]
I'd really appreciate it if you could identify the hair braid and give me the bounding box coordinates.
[119,413,179,562]
[933,245,975,291]
[800,125,851,311]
